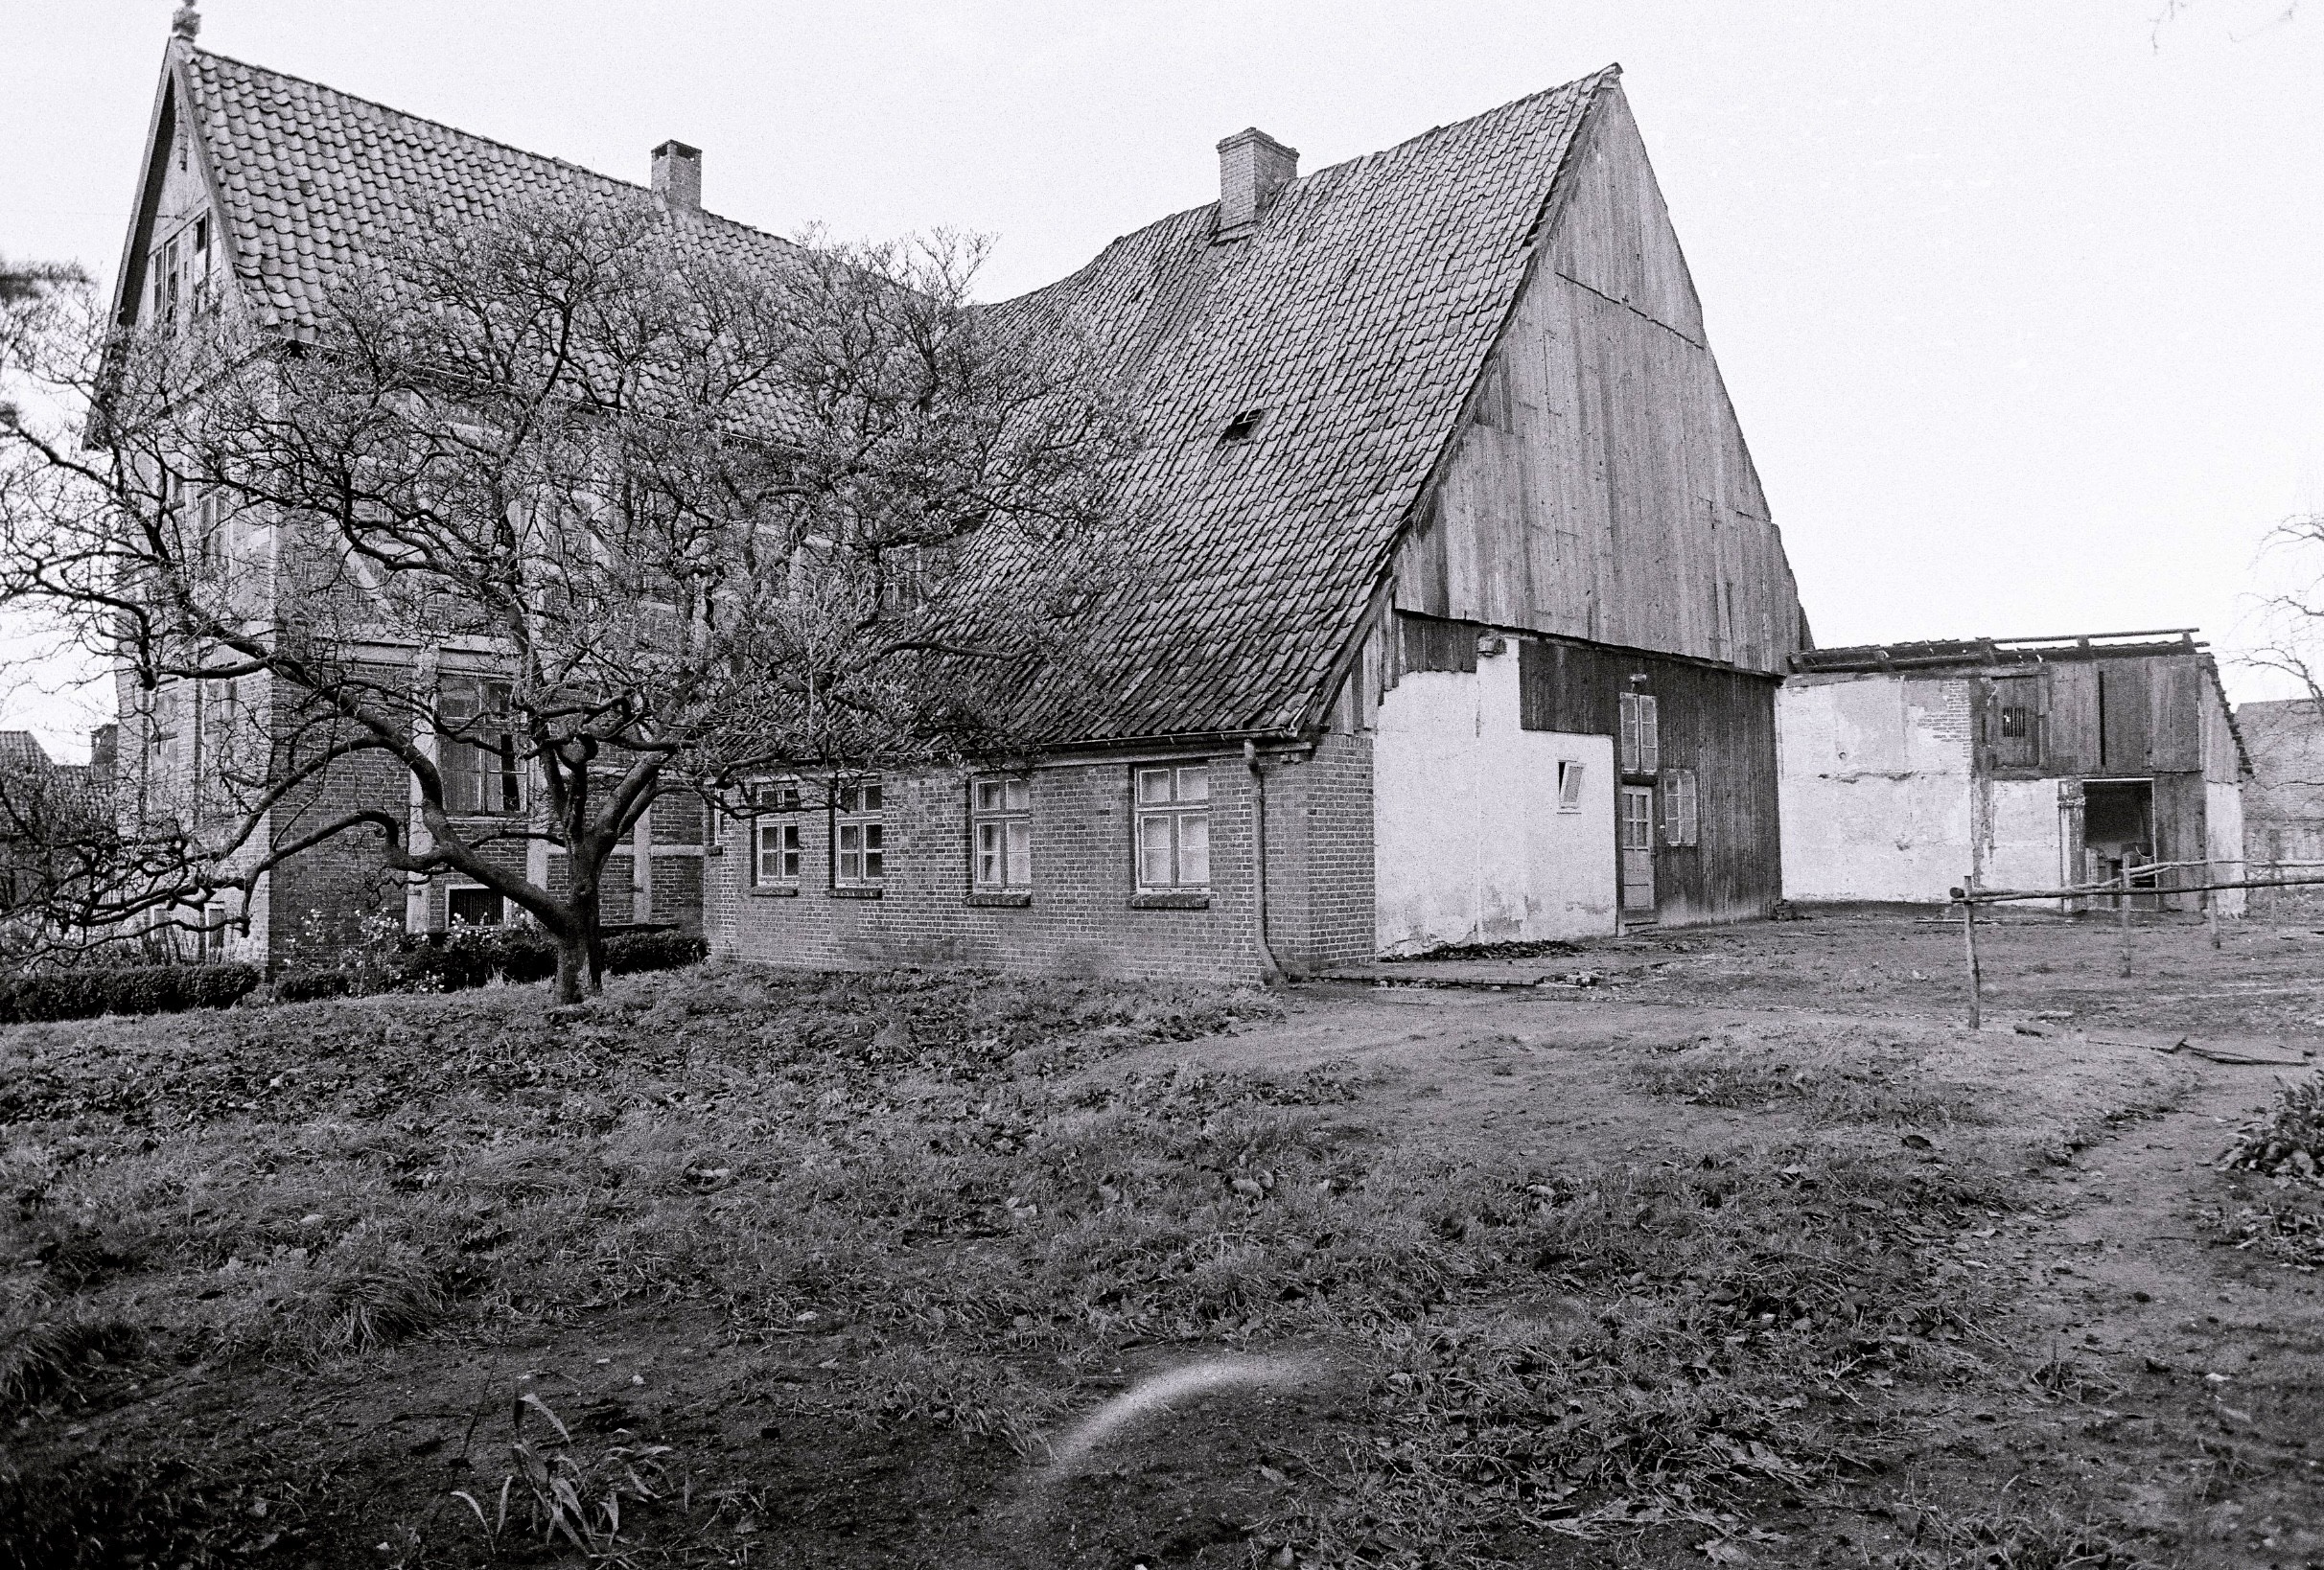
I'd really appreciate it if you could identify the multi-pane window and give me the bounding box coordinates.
[972,776,1032,890]
[1134,764,1210,891]
[439,678,522,816]
[1619,787,1655,852]
[447,887,504,926]
[835,780,884,885]
[1617,692,1660,774]
[1555,759,1586,813]
[1661,769,1700,847]
[753,780,804,886]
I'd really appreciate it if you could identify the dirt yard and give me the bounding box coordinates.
[4,911,2321,1569]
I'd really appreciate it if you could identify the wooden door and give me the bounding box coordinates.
[1619,786,1657,913]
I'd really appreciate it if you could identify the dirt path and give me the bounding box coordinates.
[1114,970,2324,1567]
[1987,1060,2324,1567]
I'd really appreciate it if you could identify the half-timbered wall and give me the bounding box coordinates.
[1391,89,1805,676]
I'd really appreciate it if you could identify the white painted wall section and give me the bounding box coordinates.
[1777,676,1974,902]
[1984,778,2063,894]
[1373,646,1616,953]
[2207,779,2247,917]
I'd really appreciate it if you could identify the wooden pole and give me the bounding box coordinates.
[2118,866,2133,979]
[1958,876,1983,1030]
[2208,861,2222,951]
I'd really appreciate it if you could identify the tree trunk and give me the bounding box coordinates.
[556,862,604,1004]
[554,929,589,1004]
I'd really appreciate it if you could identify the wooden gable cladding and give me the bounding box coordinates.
[1389,84,1803,679]
[1517,632,1780,925]
[1962,651,2211,778]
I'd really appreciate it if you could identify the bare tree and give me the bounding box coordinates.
[0,196,1136,1001]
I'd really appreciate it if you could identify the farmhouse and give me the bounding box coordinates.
[1778,633,2249,912]
[108,13,1807,981]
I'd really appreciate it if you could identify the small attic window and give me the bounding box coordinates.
[1219,407,1267,444]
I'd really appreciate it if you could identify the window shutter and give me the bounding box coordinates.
[1638,696,1660,773]
[1618,694,1638,773]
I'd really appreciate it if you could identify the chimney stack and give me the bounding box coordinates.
[1215,127,1297,241]
[652,140,703,210]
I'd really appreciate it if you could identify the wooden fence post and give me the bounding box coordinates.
[2118,866,2134,979]
[2208,861,2222,951]
[1958,876,1983,1030]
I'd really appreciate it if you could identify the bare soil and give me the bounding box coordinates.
[4,911,2320,1569]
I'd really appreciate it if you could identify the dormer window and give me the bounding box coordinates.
[1219,407,1266,444]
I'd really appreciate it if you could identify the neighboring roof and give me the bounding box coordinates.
[1791,630,2205,676]
[155,39,1616,744]
[0,732,51,770]
[175,46,802,339]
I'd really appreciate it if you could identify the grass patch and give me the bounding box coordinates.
[0,961,2168,1566]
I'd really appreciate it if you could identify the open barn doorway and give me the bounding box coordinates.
[2082,780,2156,910]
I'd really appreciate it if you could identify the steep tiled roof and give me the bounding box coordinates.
[988,75,1608,741]
[178,47,802,338]
[170,42,1613,744]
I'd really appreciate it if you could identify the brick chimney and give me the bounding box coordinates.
[651,140,703,210]
[1215,127,1297,242]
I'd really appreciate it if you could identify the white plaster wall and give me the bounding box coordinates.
[1777,676,1975,902]
[2207,779,2247,917]
[1374,648,1616,952]
[1985,778,2063,894]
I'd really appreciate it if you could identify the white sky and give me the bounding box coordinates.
[3,0,2319,758]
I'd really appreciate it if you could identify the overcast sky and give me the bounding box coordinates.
[3,0,2319,756]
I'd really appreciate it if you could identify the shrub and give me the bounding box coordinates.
[0,963,261,1025]
[271,968,354,1004]
[603,930,708,976]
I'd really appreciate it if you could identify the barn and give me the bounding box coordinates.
[1778,633,2250,912]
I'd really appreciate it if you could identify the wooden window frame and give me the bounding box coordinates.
[1618,692,1660,775]
[1555,758,1586,814]
[1133,764,1211,892]
[750,779,806,888]
[971,775,1033,891]
[438,677,523,817]
[446,885,505,928]
[833,779,885,887]
[1660,769,1699,847]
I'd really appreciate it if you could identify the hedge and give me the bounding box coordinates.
[0,963,263,1025]
[273,928,707,1002]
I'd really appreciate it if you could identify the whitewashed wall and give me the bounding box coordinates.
[1374,647,1616,952]
[1777,675,1976,902]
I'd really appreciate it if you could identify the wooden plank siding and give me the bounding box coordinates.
[1389,88,1805,677]
[1518,635,1780,926]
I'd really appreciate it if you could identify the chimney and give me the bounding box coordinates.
[1215,127,1298,242]
[651,140,703,210]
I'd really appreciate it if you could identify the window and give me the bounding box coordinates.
[1661,769,1699,847]
[1555,759,1586,813]
[752,779,805,886]
[439,677,522,816]
[1219,407,1266,444]
[1134,764,1210,890]
[835,779,884,885]
[150,683,181,781]
[447,887,504,926]
[1618,691,1660,774]
[972,776,1033,890]
[1990,677,2040,768]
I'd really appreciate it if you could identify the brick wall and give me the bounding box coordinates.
[711,741,1378,985]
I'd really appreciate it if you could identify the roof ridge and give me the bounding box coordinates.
[1290,64,1620,192]
[186,46,798,251]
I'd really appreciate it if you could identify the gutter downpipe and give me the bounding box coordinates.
[1244,740,1289,986]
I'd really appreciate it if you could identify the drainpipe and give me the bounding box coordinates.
[1244,740,1289,986]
